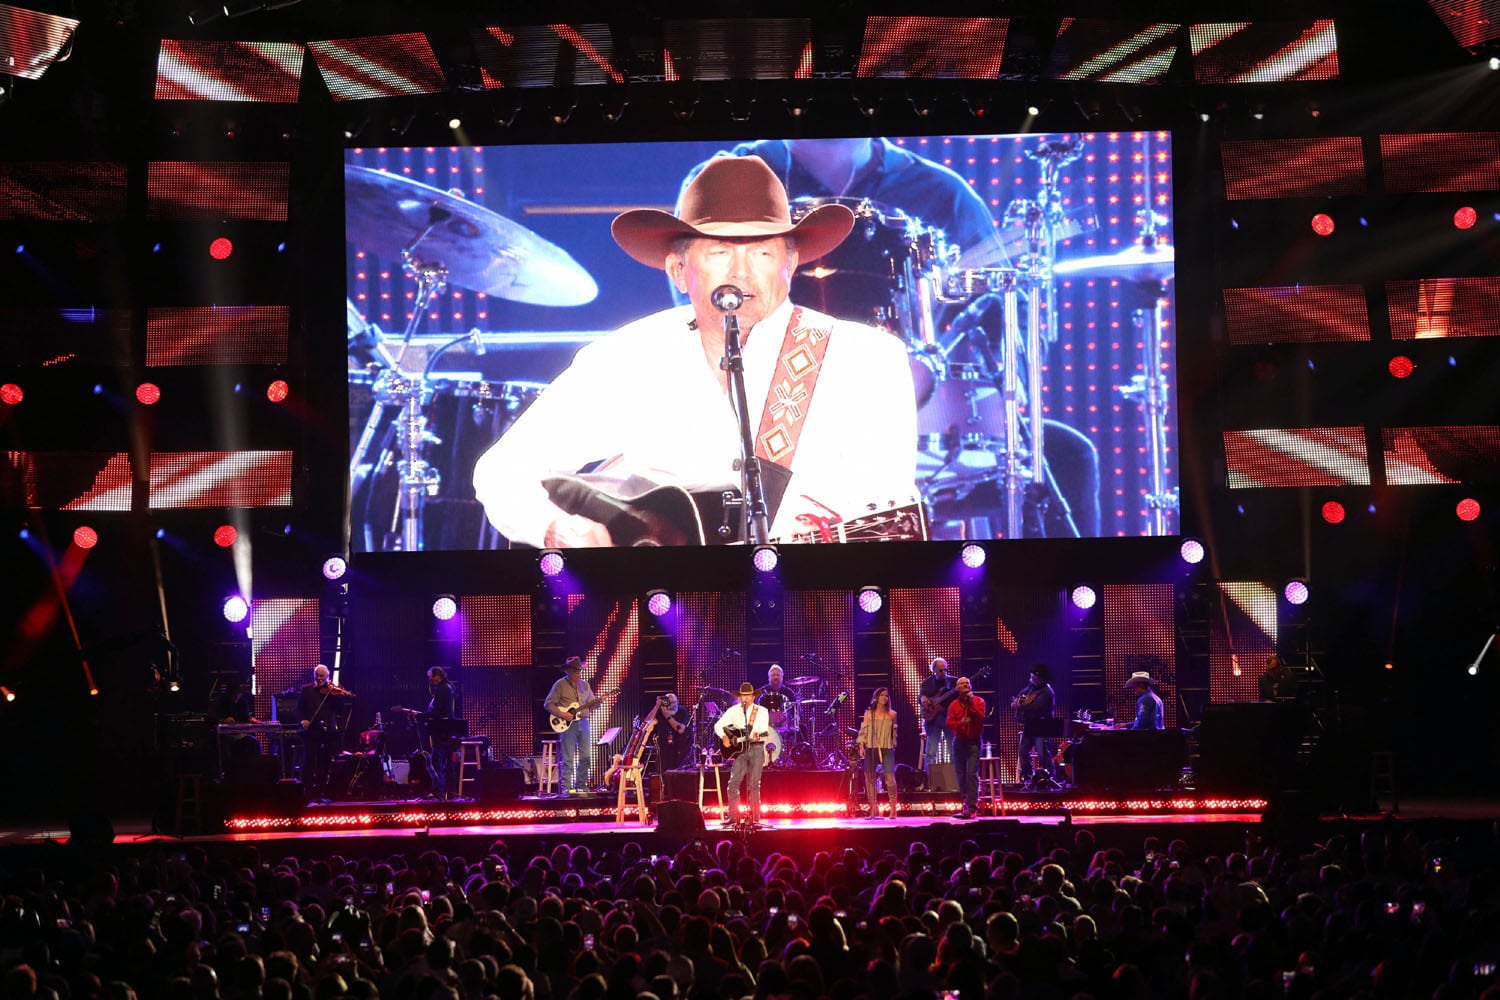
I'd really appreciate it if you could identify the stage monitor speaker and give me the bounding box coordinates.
[656,800,705,836]
[478,766,525,804]
[927,762,957,793]
[1073,730,1186,792]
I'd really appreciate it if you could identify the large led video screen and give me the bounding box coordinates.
[344,132,1178,551]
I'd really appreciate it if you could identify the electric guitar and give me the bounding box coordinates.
[543,473,928,547]
[920,665,991,722]
[548,687,618,734]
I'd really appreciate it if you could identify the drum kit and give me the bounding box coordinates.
[789,135,1177,539]
[346,164,598,551]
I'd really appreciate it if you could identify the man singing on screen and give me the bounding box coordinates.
[471,155,918,548]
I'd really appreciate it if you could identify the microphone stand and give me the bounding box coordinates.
[716,290,772,544]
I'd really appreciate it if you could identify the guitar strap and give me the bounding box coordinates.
[752,307,834,525]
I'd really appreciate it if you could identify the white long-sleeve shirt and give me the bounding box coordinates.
[714,700,771,741]
[471,298,918,547]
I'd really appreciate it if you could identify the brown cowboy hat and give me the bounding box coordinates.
[611,155,855,269]
[738,682,757,696]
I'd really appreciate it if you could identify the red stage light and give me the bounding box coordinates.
[266,379,289,403]
[1457,497,1481,521]
[1310,213,1335,236]
[136,382,161,404]
[1454,206,1477,230]
[1321,500,1345,523]
[213,524,238,547]
[0,383,22,405]
[1388,355,1414,378]
[209,237,234,260]
[73,526,98,549]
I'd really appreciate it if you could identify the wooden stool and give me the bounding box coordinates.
[538,738,560,796]
[697,755,725,818]
[1371,750,1398,814]
[458,739,485,799]
[615,763,649,824]
[977,757,1005,815]
[175,773,203,835]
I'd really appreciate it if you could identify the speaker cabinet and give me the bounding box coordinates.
[926,762,957,792]
[478,766,526,804]
[655,800,705,836]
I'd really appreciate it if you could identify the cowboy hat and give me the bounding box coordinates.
[1123,670,1156,688]
[562,656,583,673]
[738,682,757,696]
[611,155,855,269]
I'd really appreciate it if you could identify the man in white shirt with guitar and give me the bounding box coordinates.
[544,657,608,795]
[713,681,773,828]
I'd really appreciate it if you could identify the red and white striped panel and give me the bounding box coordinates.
[155,40,305,102]
[1190,19,1339,83]
[1223,427,1370,488]
[307,33,447,100]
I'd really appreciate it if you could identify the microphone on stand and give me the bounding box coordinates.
[468,327,487,355]
[826,691,848,715]
[711,284,744,313]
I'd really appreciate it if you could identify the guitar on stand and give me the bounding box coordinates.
[549,688,618,734]
[921,665,991,723]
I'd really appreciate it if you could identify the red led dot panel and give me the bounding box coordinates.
[1048,20,1181,83]
[675,590,746,708]
[857,17,1010,79]
[1222,285,1371,344]
[307,34,447,100]
[888,586,960,748]
[471,24,625,89]
[0,163,127,222]
[664,18,814,81]
[0,5,79,81]
[1208,582,1278,704]
[1221,138,1366,199]
[145,306,289,365]
[1224,427,1371,487]
[1382,426,1500,484]
[1386,277,1500,339]
[562,596,643,789]
[251,598,321,724]
[1104,584,1177,730]
[785,590,858,743]
[0,308,133,366]
[146,450,293,508]
[146,162,290,221]
[0,451,133,510]
[155,40,305,102]
[1190,20,1339,83]
[1380,133,1500,193]
[1424,1,1500,54]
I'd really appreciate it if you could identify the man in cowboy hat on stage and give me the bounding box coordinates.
[1123,670,1164,731]
[714,681,774,828]
[472,154,918,548]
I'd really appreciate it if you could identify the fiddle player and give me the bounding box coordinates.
[297,663,352,800]
[1011,663,1056,787]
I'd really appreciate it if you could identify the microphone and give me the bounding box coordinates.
[826,691,847,714]
[710,284,744,313]
[948,294,998,333]
[468,327,487,355]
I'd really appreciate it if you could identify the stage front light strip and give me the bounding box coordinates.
[1387,278,1500,340]
[0,452,132,510]
[1220,138,1366,200]
[145,306,289,365]
[307,33,447,100]
[857,17,1009,79]
[1380,132,1500,193]
[0,307,132,366]
[1049,20,1181,84]
[1224,427,1370,488]
[0,162,127,222]
[1222,285,1370,344]
[146,162,290,221]
[147,451,293,508]
[1189,19,1339,83]
[1382,426,1500,485]
[155,40,305,102]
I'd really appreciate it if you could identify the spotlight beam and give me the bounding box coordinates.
[1468,632,1497,675]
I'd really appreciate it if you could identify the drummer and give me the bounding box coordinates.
[759,664,799,736]
[471,155,918,548]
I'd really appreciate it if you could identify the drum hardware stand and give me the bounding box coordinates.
[713,285,772,544]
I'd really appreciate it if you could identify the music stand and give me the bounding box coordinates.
[597,726,622,746]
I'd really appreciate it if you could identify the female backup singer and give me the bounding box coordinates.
[855,687,900,818]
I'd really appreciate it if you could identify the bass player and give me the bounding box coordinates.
[544,656,604,795]
[918,657,955,772]
[713,681,772,828]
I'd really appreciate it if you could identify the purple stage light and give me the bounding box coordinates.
[222,595,249,623]
[432,596,458,621]
[960,543,986,568]
[322,555,347,581]
[752,545,779,573]
[538,550,565,577]
[1179,539,1205,564]
[1071,585,1098,610]
[1283,580,1309,605]
[857,587,884,614]
[646,590,673,617]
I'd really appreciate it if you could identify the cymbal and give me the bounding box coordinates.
[799,698,827,706]
[345,165,598,306]
[702,686,735,700]
[787,676,819,686]
[1052,243,1174,284]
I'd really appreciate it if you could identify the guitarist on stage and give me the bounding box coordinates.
[919,658,956,773]
[545,657,600,795]
[1011,664,1056,787]
[713,682,772,828]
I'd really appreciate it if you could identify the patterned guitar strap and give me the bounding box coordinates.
[751,307,834,525]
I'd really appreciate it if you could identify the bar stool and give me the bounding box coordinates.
[175,773,203,834]
[977,756,1005,815]
[697,753,725,818]
[538,738,560,796]
[458,739,485,799]
[615,760,649,824]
